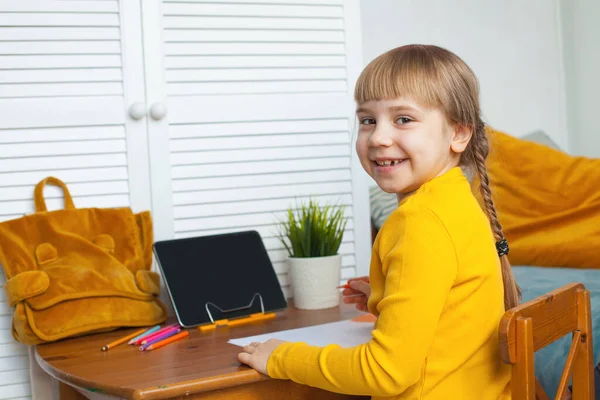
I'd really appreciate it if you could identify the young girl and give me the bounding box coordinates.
[238,44,518,399]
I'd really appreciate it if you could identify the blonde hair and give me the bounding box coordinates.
[355,44,520,310]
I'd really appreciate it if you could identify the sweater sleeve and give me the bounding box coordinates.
[266,208,458,397]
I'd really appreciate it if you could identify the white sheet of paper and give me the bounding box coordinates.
[228,319,374,348]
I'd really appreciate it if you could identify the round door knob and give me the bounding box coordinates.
[149,102,168,120]
[128,102,147,120]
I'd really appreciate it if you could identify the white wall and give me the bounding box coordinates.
[560,0,600,157]
[359,0,568,150]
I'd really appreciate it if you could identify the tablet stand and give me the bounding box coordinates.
[198,293,276,332]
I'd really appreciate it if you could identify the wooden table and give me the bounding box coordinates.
[35,301,369,400]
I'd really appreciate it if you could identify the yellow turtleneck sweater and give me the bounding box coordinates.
[267,167,511,399]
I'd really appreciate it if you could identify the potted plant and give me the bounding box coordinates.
[277,199,347,310]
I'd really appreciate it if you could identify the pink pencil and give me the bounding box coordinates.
[140,325,180,346]
[139,328,181,351]
[133,324,179,346]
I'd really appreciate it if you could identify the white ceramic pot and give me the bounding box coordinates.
[288,254,342,310]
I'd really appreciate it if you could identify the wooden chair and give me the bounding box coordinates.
[499,282,595,400]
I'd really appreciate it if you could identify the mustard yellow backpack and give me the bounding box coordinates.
[0,177,167,345]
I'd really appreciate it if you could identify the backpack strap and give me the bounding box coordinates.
[34,177,75,212]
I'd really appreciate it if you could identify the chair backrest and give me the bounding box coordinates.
[498,282,595,400]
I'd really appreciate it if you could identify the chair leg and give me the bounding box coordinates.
[513,317,536,399]
[572,290,594,400]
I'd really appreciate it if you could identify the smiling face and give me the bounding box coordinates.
[355,97,471,196]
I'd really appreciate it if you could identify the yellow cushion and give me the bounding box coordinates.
[476,129,600,268]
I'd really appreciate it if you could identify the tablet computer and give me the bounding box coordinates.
[153,230,288,328]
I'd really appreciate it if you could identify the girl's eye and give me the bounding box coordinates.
[360,117,376,125]
[395,116,412,125]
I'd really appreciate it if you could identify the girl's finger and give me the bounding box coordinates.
[343,295,367,304]
[238,352,251,365]
[342,288,362,296]
[356,303,368,312]
[343,293,366,299]
[243,345,256,354]
[344,296,364,304]
[349,280,370,295]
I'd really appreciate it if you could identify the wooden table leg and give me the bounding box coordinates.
[59,381,88,400]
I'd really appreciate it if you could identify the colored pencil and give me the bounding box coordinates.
[101,328,147,351]
[140,325,180,346]
[133,323,179,346]
[145,330,189,351]
[128,325,161,345]
[139,328,181,351]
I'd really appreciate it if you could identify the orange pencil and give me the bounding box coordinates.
[101,328,147,351]
[145,330,189,351]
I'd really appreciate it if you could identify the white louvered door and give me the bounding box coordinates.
[0,1,150,398]
[142,0,370,298]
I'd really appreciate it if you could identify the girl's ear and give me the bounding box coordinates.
[450,124,473,154]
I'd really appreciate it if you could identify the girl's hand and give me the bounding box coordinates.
[237,338,287,375]
[342,276,371,313]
